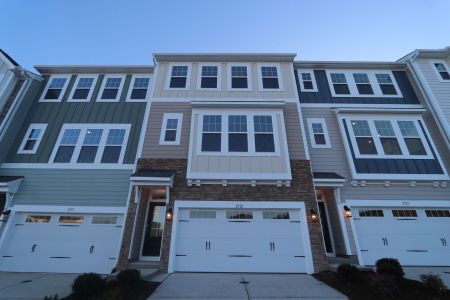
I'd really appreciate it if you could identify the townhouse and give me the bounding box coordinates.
[294,60,450,267]
[0,65,152,273]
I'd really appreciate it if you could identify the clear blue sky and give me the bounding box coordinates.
[1,0,449,71]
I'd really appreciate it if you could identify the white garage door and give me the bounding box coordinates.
[0,212,123,274]
[353,207,450,266]
[173,208,308,273]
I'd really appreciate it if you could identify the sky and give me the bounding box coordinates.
[1,0,449,71]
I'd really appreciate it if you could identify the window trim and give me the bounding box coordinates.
[325,70,402,98]
[227,63,252,91]
[298,70,318,92]
[196,63,221,91]
[97,74,126,102]
[126,74,152,102]
[307,118,331,148]
[165,63,192,91]
[49,123,131,166]
[18,124,48,154]
[68,74,99,102]
[159,113,183,145]
[430,60,450,82]
[257,63,284,91]
[39,74,71,102]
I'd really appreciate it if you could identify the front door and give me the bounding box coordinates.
[318,201,334,255]
[141,202,166,259]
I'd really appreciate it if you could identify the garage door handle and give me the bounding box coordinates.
[31,244,36,252]
[205,241,211,250]
[441,238,447,246]
[90,245,95,254]
[382,238,388,246]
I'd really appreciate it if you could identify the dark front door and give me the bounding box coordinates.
[142,202,166,257]
[318,201,334,254]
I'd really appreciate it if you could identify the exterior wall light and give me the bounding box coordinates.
[165,206,173,221]
[0,210,11,222]
[344,205,352,218]
[310,208,318,222]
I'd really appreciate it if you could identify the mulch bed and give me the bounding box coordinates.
[313,270,450,300]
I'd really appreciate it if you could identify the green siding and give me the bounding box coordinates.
[0,168,131,207]
[5,74,146,164]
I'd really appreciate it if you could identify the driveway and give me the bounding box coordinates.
[0,272,77,300]
[149,273,347,299]
[404,267,450,288]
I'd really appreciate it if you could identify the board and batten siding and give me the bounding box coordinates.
[5,74,146,164]
[1,168,131,207]
[152,62,297,100]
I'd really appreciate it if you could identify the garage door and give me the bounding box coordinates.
[0,212,123,273]
[173,208,308,273]
[353,207,450,266]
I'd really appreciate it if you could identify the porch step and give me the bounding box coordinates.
[129,261,160,269]
[329,263,374,272]
[327,256,358,265]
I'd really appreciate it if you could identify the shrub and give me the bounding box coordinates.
[43,295,58,300]
[336,263,360,282]
[72,273,106,298]
[117,269,141,288]
[375,258,404,279]
[420,273,448,295]
[367,273,399,299]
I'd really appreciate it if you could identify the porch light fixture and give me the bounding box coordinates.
[165,206,173,221]
[0,210,11,222]
[344,206,352,218]
[310,209,318,222]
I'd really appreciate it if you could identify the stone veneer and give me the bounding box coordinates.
[117,158,328,273]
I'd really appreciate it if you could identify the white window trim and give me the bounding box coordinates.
[126,74,152,102]
[159,113,183,145]
[39,74,71,102]
[325,70,403,98]
[307,118,331,148]
[67,74,99,102]
[97,74,127,102]
[258,63,284,91]
[49,123,131,166]
[195,109,281,157]
[165,63,192,91]
[196,63,221,91]
[430,60,450,83]
[17,124,48,154]
[298,69,318,92]
[227,63,252,91]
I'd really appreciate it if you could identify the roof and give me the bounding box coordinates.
[294,60,406,70]
[0,176,24,183]
[398,47,450,61]
[34,65,154,75]
[313,172,345,180]
[131,169,176,178]
[153,53,296,63]
[0,49,19,67]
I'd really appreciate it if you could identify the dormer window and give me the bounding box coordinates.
[433,62,450,80]
[199,66,219,89]
[353,73,373,95]
[169,66,189,88]
[330,73,350,95]
[261,66,279,89]
[375,73,397,95]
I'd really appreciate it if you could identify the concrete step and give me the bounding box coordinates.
[129,261,160,269]
[329,263,374,272]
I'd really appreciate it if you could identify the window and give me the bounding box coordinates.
[260,66,280,89]
[198,65,219,89]
[376,73,397,95]
[228,115,248,152]
[189,210,216,219]
[330,73,350,94]
[51,124,130,164]
[433,62,450,80]
[353,73,374,95]
[230,65,250,89]
[226,210,253,220]
[69,76,97,101]
[299,71,317,92]
[169,65,189,89]
[159,113,183,145]
[425,210,450,218]
[25,215,51,223]
[397,121,427,155]
[359,210,384,217]
[392,210,417,217]
[18,124,47,154]
[99,75,125,101]
[127,76,151,101]
[40,76,70,101]
[59,216,84,224]
[92,216,118,224]
[201,115,222,152]
[263,211,290,219]
[351,120,377,155]
[307,118,330,148]
[374,121,402,155]
[254,115,275,152]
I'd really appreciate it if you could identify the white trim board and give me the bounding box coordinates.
[9,205,127,214]
[0,163,134,170]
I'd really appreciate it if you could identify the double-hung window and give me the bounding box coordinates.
[307,118,330,148]
[41,76,70,101]
[375,73,397,95]
[330,73,350,95]
[18,124,48,154]
[254,115,275,152]
[99,75,125,101]
[260,66,280,89]
[374,120,402,155]
[300,71,317,91]
[228,115,248,152]
[53,129,81,163]
[101,129,127,163]
[230,65,249,89]
[127,76,151,101]
[351,120,377,155]
[353,73,374,95]
[199,65,219,89]
[169,65,189,88]
[159,113,183,145]
[77,129,103,163]
[397,121,427,155]
[433,62,450,80]
[201,115,222,152]
[69,76,97,101]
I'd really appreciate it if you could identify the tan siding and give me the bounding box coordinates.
[284,103,306,159]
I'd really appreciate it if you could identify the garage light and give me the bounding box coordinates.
[344,206,352,218]
[166,206,173,221]
[309,209,318,222]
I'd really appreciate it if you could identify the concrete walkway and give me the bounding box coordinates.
[149,273,347,299]
[0,272,77,300]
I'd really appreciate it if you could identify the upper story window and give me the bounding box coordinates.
[18,124,48,154]
[169,65,189,89]
[351,120,377,155]
[201,115,222,152]
[353,73,374,95]
[99,75,126,102]
[228,115,248,152]
[127,75,151,101]
[229,65,250,90]
[69,75,97,102]
[159,113,183,145]
[260,65,280,89]
[40,75,70,102]
[50,124,130,165]
[253,115,275,152]
[198,65,220,89]
[375,73,398,95]
[374,120,402,155]
[397,121,427,155]
[307,118,331,148]
[330,73,350,95]
[299,71,317,92]
[432,62,450,81]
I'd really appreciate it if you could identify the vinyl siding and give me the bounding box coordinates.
[284,103,306,159]
[0,168,131,207]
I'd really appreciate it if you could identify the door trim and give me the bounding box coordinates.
[139,200,165,261]
[317,200,336,257]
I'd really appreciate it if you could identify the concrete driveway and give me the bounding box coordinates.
[149,273,347,299]
[404,267,450,288]
[0,272,77,300]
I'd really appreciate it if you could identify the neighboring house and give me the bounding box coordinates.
[294,60,450,267]
[0,65,153,273]
[399,47,450,150]
[117,54,328,274]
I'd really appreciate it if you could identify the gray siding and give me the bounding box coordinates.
[284,103,306,159]
[0,168,131,207]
